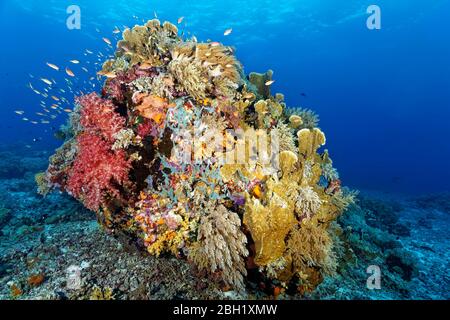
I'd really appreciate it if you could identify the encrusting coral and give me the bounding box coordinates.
[38,19,355,295]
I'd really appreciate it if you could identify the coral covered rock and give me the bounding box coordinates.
[41,19,354,294]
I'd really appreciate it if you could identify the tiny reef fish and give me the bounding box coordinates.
[224,28,233,36]
[65,68,75,77]
[41,78,53,85]
[46,63,60,71]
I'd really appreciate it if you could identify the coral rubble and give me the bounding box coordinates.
[39,20,355,294]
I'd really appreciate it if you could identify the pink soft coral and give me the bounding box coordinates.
[77,93,126,142]
[67,133,131,211]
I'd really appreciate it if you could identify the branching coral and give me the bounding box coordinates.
[44,138,78,190]
[35,172,51,196]
[112,129,140,150]
[287,222,337,288]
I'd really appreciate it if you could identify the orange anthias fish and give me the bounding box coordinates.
[224,28,233,36]
[177,16,184,24]
[65,68,75,77]
[40,78,53,85]
[46,63,59,71]
[103,37,112,45]
[97,71,117,78]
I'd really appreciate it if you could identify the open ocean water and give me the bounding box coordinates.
[0,0,449,301]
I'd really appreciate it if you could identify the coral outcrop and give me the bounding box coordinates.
[39,20,355,294]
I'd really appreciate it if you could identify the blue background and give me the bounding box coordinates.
[0,0,449,194]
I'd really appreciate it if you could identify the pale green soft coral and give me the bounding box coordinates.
[286,107,320,129]
[168,53,208,100]
[273,122,296,153]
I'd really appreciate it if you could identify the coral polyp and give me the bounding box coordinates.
[39,19,355,295]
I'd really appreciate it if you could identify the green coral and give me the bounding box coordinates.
[248,69,273,99]
[286,107,320,129]
[89,286,115,300]
[35,172,50,196]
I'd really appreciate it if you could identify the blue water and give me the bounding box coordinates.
[1,0,449,195]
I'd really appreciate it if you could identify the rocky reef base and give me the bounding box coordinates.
[0,144,448,299]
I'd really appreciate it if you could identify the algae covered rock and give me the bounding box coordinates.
[0,207,11,228]
[40,19,355,294]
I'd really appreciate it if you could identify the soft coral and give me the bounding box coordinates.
[67,133,131,211]
[77,93,126,142]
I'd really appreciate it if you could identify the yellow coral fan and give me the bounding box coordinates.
[115,19,181,67]
[297,128,326,161]
[244,194,297,266]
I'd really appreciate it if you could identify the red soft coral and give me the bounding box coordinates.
[103,65,158,101]
[77,93,126,142]
[137,120,158,138]
[66,133,131,211]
